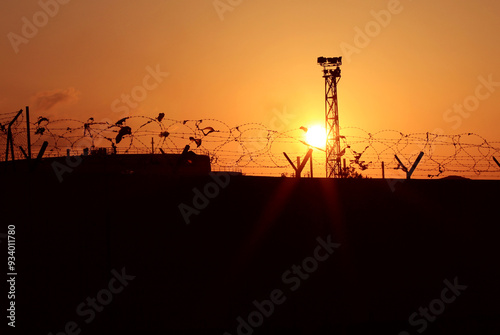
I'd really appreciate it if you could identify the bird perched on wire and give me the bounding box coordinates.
[157,113,165,122]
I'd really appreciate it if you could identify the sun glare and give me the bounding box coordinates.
[305,125,327,149]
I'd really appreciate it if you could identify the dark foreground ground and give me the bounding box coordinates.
[1,168,499,334]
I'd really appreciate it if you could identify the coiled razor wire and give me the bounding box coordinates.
[1,113,499,179]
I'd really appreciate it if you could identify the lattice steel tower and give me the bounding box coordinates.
[317,56,343,178]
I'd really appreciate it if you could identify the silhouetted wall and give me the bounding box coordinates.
[1,173,499,334]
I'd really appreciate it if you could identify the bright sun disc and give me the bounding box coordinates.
[305,125,327,149]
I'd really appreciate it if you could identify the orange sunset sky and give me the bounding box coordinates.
[1,0,499,178]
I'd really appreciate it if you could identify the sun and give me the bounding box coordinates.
[305,124,327,149]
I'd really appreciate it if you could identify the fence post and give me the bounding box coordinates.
[26,106,31,160]
[5,109,23,163]
[493,156,500,168]
[395,152,424,180]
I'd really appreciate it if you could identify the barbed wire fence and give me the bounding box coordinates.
[1,110,499,179]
